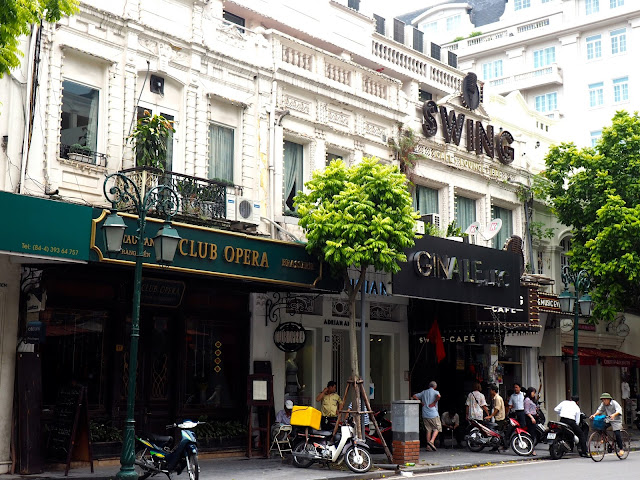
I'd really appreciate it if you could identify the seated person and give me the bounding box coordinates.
[440,408,464,448]
[271,399,293,439]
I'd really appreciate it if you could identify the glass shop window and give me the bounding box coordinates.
[284,330,314,406]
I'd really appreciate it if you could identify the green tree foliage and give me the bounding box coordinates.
[387,125,424,192]
[542,111,640,321]
[0,0,78,78]
[295,157,418,380]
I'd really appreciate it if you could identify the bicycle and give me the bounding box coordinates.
[587,416,630,462]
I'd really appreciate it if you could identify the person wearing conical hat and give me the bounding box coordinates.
[590,392,624,457]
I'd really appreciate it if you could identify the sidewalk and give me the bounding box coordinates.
[7,428,639,480]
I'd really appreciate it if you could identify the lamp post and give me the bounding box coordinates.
[558,266,592,396]
[102,172,181,480]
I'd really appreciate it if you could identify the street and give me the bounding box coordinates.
[410,451,639,479]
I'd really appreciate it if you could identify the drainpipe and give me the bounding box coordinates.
[19,24,39,194]
[268,78,277,239]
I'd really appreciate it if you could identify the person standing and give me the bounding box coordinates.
[412,381,442,451]
[554,395,588,457]
[316,381,342,429]
[466,382,489,422]
[590,392,625,456]
[523,387,539,456]
[485,384,506,431]
[506,382,526,430]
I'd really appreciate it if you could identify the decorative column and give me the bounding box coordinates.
[391,400,421,465]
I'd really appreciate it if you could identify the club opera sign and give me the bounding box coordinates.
[394,235,521,308]
[421,100,515,165]
[273,322,307,352]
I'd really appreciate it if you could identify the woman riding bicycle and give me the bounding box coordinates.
[589,392,624,457]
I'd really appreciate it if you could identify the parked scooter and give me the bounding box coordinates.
[135,420,202,480]
[465,416,534,456]
[291,415,372,473]
[546,413,589,459]
[364,409,392,453]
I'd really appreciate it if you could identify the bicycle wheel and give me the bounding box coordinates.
[588,431,605,462]
[615,430,630,460]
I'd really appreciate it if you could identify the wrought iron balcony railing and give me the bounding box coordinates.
[60,143,108,167]
[116,167,243,225]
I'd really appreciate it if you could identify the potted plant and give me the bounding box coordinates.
[129,111,175,170]
[90,419,122,458]
[68,143,93,162]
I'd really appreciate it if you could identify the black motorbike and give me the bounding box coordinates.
[135,420,202,480]
[547,413,589,459]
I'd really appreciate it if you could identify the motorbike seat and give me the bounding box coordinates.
[309,429,333,436]
[145,433,174,447]
[555,421,570,429]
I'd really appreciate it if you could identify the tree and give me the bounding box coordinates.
[0,0,78,78]
[542,111,640,321]
[295,157,417,384]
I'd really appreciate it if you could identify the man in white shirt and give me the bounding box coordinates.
[506,382,526,430]
[554,395,588,457]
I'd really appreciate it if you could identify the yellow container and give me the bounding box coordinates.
[291,406,322,430]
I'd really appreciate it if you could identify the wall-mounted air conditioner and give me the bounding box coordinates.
[422,213,441,229]
[414,220,425,235]
[226,195,261,225]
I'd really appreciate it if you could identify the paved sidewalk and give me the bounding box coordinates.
[7,428,639,480]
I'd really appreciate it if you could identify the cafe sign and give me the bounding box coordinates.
[90,209,339,291]
[273,322,307,352]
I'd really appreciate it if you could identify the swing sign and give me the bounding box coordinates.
[273,322,307,352]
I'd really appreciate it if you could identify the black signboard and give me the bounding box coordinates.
[273,322,307,352]
[141,278,185,307]
[393,236,521,309]
[25,321,46,344]
[46,386,94,475]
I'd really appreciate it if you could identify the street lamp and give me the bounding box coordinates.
[558,266,592,396]
[102,172,181,480]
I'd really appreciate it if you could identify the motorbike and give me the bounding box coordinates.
[135,420,202,480]
[364,409,392,453]
[465,416,534,456]
[546,413,589,459]
[291,415,372,473]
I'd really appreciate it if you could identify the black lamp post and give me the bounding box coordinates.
[102,172,181,480]
[558,266,592,396]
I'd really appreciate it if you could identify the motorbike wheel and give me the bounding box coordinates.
[549,440,565,460]
[134,448,154,480]
[344,445,372,474]
[186,453,199,480]
[291,440,314,468]
[510,433,534,456]
[588,431,605,462]
[616,430,630,460]
[466,428,485,452]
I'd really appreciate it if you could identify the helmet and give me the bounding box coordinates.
[285,399,294,409]
[600,392,613,400]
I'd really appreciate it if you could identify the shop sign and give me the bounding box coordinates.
[273,322,307,352]
[90,209,340,291]
[394,235,521,308]
[578,323,596,331]
[0,191,92,262]
[25,321,46,344]
[537,293,561,313]
[418,334,478,344]
[421,101,515,165]
[141,278,185,307]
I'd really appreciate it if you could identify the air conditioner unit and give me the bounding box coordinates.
[414,220,425,235]
[422,213,441,229]
[226,195,261,225]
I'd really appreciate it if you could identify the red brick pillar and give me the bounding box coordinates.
[391,400,421,465]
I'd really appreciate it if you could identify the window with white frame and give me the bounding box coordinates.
[284,140,304,213]
[586,0,599,15]
[454,195,476,231]
[533,46,555,68]
[588,82,604,107]
[534,92,557,113]
[611,28,627,54]
[446,15,461,31]
[586,34,602,60]
[208,123,234,183]
[560,237,572,270]
[60,80,100,155]
[491,205,513,249]
[326,152,343,167]
[542,0,552,3]
[613,76,629,103]
[414,185,439,215]
[610,0,624,8]
[421,21,438,34]
[590,130,602,147]
[482,60,503,80]
[515,0,531,10]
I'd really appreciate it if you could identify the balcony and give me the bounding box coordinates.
[486,63,563,95]
[116,167,244,227]
[60,143,108,168]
